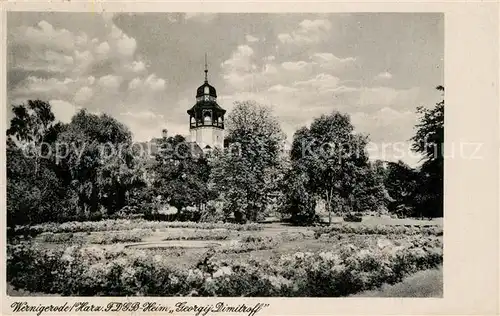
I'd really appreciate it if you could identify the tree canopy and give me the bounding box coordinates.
[210,101,286,222]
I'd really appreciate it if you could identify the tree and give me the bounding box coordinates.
[411,85,444,218]
[6,100,73,226]
[7,100,66,176]
[153,134,214,218]
[57,110,144,217]
[210,101,286,222]
[278,164,318,225]
[383,160,419,217]
[290,111,389,225]
[352,161,392,214]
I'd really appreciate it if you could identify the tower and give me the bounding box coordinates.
[187,55,226,151]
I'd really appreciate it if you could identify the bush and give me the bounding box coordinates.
[278,170,318,226]
[36,230,153,245]
[7,240,442,297]
[161,229,229,241]
[198,201,225,223]
[344,214,363,222]
[313,223,443,238]
[13,219,263,237]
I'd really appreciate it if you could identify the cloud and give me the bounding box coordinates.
[12,50,75,73]
[73,86,94,104]
[221,45,254,71]
[8,14,169,142]
[118,110,176,142]
[98,74,123,90]
[245,34,259,42]
[120,110,163,120]
[293,73,341,91]
[126,60,146,73]
[281,61,311,71]
[128,74,166,92]
[14,20,76,53]
[356,86,420,107]
[278,19,332,45]
[310,53,356,70]
[375,71,393,80]
[268,84,298,93]
[12,76,75,98]
[95,41,111,56]
[49,99,79,123]
[110,24,137,57]
[351,107,417,145]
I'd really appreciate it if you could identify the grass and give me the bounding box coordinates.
[9,217,443,297]
[352,267,443,297]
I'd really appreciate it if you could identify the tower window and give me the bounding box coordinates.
[204,86,209,94]
[203,111,212,124]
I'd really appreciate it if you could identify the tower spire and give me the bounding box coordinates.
[204,53,208,83]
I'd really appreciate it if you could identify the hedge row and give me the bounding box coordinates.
[12,219,263,237]
[313,223,443,238]
[37,229,153,244]
[7,240,442,297]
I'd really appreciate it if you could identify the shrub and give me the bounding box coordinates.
[7,240,442,297]
[36,229,153,245]
[161,229,229,241]
[313,223,443,238]
[344,214,363,222]
[13,219,263,236]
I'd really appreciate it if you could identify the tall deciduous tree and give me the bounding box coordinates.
[6,100,72,226]
[7,100,65,175]
[383,160,419,217]
[153,134,214,217]
[279,164,318,225]
[290,111,389,225]
[210,101,286,222]
[57,110,144,217]
[411,85,444,218]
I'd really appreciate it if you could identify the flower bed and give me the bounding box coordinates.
[313,223,443,238]
[7,239,442,297]
[161,230,229,241]
[36,229,153,245]
[13,219,262,237]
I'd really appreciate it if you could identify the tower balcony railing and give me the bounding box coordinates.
[190,122,224,128]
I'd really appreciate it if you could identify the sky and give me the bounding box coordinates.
[6,12,443,166]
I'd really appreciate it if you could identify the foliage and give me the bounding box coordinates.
[7,239,442,297]
[313,223,443,238]
[6,100,75,227]
[210,101,286,222]
[57,110,146,217]
[36,229,153,244]
[410,86,444,218]
[383,160,420,217]
[289,112,389,225]
[160,229,229,241]
[343,214,363,222]
[13,219,263,236]
[152,134,215,214]
[278,167,318,225]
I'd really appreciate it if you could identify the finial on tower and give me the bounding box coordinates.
[204,53,208,83]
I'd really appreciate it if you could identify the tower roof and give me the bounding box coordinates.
[196,54,217,98]
[196,82,217,98]
[188,54,225,116]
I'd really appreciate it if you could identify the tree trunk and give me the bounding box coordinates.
[326,190,332,226]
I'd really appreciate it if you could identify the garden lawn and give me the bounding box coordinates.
[7,218,443,297]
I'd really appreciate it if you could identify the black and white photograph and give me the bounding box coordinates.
[5,12,445,298]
